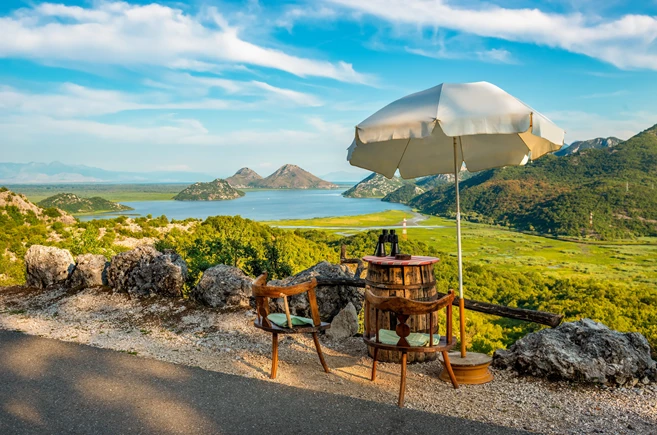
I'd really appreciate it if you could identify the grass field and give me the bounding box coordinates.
[5,183,189,203]
[270,210,657,286]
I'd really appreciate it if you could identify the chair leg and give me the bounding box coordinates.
[312,332,330,373]
[371,347,379,382]
[398,352,408,407]
[442,351,459,389]
[271,333,279,379]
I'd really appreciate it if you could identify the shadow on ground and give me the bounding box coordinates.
[0,330,526,434]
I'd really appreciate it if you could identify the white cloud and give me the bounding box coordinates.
[545,110,657,142]
[328,0,657,71]
[406,46,517,64]
[0,76,322,118]
[0,2,369,83]
[0,114,353,148]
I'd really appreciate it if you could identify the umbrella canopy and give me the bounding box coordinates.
[347,81,565,359]
[348,81,564,178]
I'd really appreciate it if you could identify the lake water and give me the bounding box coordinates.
[78,189,409,222]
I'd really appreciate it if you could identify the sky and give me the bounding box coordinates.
[1,0,657,178]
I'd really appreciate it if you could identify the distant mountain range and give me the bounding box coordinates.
[0,161,214,184]
[225,165,338,189]
[555,137,622,156]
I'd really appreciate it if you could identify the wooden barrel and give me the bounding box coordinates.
[363,255,440,363]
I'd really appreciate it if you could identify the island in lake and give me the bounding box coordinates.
[226,164,338,190]
[173,179,244,201]
[38,193,133,214]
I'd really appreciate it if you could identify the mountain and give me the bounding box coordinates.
[0,188,75,224]
[226,168,263,188]
[342,173,408,198]
[38,193,133,214]
[0,161,214,184]
[555,137,622,156]
[410,124,657,239]
[255,164,338,189]
[173,179,245,201]
[382,184,426,204]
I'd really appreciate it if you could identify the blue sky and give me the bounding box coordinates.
[1,0,657,177]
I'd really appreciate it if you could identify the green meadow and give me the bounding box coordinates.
[269,210,657,286]
[6,183,189,203]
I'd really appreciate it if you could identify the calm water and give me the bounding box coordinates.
[79,189,409,221]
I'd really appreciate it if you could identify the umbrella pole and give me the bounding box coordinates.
[453,138,466,358]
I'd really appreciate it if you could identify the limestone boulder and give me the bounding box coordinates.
[269,261,362,322]
[191,265,253,309]
[326,302,359,340]
[493,319,657,386]
[107,246,187,297]
[68,254,108,289]
[25,245,75,288]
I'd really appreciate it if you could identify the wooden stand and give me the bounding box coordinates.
[438,351,493,385]
[363,255,440,363]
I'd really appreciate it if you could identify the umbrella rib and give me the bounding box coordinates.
[394,137,413,178]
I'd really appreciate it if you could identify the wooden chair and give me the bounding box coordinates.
[364,289,459,407]
[252,272,331,379]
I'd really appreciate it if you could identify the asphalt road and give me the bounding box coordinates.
[0,330,526,434]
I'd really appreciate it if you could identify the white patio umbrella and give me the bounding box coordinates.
[347,81,564,358]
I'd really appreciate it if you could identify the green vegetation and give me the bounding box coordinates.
[1,188,655,356]
[411,124,657,239]
[38,193,133,214]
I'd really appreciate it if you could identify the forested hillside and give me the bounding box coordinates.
[411,124,657,239]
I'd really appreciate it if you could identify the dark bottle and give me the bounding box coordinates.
[374,233,387,257]
[390,230,400,257]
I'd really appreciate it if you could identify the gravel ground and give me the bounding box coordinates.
[1,285,655,435]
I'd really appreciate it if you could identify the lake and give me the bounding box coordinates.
[78,189,409,221]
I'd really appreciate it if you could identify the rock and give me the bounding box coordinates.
[493,319,657,385]
[68,254,108,289]
[326,302,359,340]
[24,245,75,288]
[107,246,187,297]
[269,261,362,322]
[191,265,253,309]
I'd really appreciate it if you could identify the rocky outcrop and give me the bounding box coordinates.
[269,261,362,322]
[173,179,245,201]
[493,319,657,386]
[191,265,253,309]
[326,302,359,340]
[68,254,108,289]
[107,246,187,297]
[25,245,75,288]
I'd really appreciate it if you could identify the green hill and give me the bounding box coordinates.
[173,179,244,201]
[411,124,657,239]
[381,184,426,204]
[343,173,409,198]
[38,193,133,214]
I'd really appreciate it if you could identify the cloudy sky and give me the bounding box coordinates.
[1,0,657,177]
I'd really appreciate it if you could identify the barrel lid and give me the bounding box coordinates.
[362,255,439,266]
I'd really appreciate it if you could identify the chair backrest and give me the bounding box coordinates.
[252,272,320,328]
[364,289,455,348]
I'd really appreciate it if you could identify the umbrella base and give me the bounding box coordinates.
[438,351,494,385]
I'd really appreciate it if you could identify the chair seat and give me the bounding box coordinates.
[378,329,441,347]
[364,334,455,353]
[254,316,330,334]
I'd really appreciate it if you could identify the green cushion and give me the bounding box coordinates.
[267,313,315,328]
[377,329,441,347]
